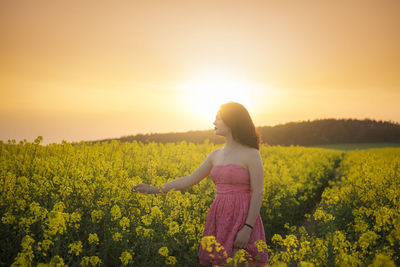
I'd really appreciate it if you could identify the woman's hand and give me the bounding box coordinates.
[233,226,252,249]
[131,183,157,194]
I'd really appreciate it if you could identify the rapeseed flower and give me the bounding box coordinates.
[168,221,180,236]
[112,232,123,242]
[141,214,152,226]
[49,255,65,266]
[91,210,104,223]
[119,251,133,265]
[80,256,90,266]
[111,205,122,221]
[68,241,82,256]
[158,246,169,257]
[255,240,268,253]
[150,206,163,220]
[89,256,101,266]
[70,212,81,229]
[43,211,67,238]
[88,233,99,245]
[165,255,177,265]
[119,216,130,231]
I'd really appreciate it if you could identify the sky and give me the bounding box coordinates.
[1,0,399,145]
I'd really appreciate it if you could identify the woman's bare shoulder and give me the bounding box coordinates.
[209,148,222,163]
[244,147,261,164]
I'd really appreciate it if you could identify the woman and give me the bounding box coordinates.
[132,102,269,267]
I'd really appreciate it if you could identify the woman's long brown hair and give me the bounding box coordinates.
[219,101,262,150]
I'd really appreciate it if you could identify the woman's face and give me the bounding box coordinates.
[213,111,230,136]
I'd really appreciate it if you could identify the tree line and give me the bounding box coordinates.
[88,118,400,146]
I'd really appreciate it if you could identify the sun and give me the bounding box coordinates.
[178,68,259,124]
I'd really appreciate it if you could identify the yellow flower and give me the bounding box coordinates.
[119,217,130,231]
[232,249,247,263]
[11,235,35,266]
[358,231,379,252]
[1,211,16,225]
[141,214,152,226]
[168,221,180,236]
[49,255,65,267]
[299,261,315,267]
[11,250,34,266]
[214,241,225,253]
[88,233,99,245]
[165,255,177,265]
[43,211,67,238]
[80,256,90,266]
[112,232,123,242]
[41,239,53,251]
[150,206,163,220]
[119,251,133,265]
[30,201,46,221]
[53,202,66,212]
[91,210,104,223]
[255,240,268,253]
[70,212,81,229]
[201,236,217,253]
[135,226,154,238]
[21,235,35,250]
[184,224,196,235]
[158,246,169,257]
[68,241,82,256]
[369,254,396,267]
[89,256,101,266]
[16,199,26,211]
[111,205,122,221]
[271,234,284,246]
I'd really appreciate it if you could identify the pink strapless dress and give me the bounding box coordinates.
[198,164,269,267]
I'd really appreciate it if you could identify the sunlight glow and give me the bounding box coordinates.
[178,68,262,124]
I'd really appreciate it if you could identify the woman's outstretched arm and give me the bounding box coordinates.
[131,177,191,194]
[132,149,217,194]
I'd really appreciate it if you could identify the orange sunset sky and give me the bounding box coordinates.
[1,0,399,145]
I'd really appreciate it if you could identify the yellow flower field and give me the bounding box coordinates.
[0,137,398,266]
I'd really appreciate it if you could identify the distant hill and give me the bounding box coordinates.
[88,118,400,146]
